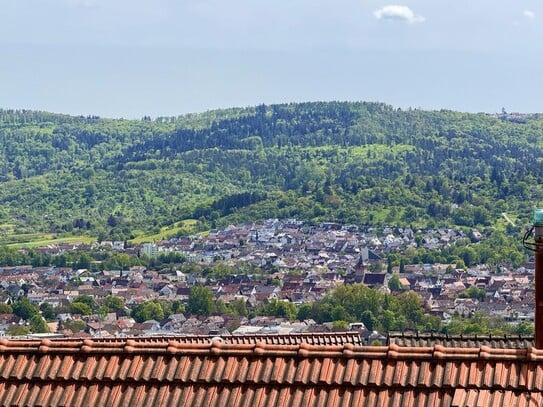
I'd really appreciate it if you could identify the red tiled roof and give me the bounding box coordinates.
[1,337,543,406]
[220,332,364,345]
[388,332,534,349]
[168,332,365,345]
[50,332,364,346]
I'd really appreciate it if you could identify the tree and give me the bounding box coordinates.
[331,305,348,321]
[460,247,478,267]
[29,315,50,333]
[104,295,125,312]
[512,322,534,336]
[70,302,92,316]
[360,310,376,331]
[171,300,185,314]
[396,292,424,329]
[215,299,228,314]
[71,295,97,312]
[455,259,466,270]
[260,299,297,320]
[12,297,39,320]
[75,252,93,270]
[458,286,486,301]
[40,302,56,321]
[97,305,109,321]
[187,286,215,317]
[7,325,30,336]
[388,274,402,291]
[107,214,118,227]
[229,298,248,317]
[332,320,349,331]
[103,253,133,271]
[381,310,397,332]
[297,303,312,321]
[63,319,87,333]
[0,303,13,314]
[369,262,384,272]
[226,316,242,333]
[131,300,165,322]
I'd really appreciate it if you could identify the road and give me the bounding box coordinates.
[501,212,515,226]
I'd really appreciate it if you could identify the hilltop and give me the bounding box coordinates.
[0,102,542,242]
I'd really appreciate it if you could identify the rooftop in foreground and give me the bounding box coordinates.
[387,331,534,349]
[1,334,543,407]
[48,331,365,346]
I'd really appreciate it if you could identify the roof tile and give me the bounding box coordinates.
[388,332,534,349]
[416,364,429,388]
[4,337,543,406]
[433,362,445,387]
[0,354,15,379]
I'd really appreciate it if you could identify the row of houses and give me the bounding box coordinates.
[0,220,535,337]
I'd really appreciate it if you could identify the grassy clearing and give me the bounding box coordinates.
[1,218,201,249]
[0,232,54,245]
[7,235,96,249]
[130,219,199,244]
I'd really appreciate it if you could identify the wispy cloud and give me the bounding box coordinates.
[523,10,535,20]
[373,5,425,24]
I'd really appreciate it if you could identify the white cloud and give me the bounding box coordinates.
[523,10,535,20]
[374,5,425,24]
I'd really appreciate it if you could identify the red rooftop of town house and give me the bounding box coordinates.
[1,336,543,406]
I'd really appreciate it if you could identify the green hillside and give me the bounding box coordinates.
[0,103,542,241]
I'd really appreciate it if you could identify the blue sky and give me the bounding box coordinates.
[1,1,541,118]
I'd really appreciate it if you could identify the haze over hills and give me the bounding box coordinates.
[0,101,541,241]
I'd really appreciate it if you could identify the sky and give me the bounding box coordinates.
[0,0,542,118]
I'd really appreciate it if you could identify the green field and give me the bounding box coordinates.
[0,218,201,249]
[129,219,199,244]
[6,235,96,249]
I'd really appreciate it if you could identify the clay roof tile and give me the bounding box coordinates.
[1,336,543,406]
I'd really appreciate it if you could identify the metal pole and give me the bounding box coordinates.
[535,224,543,348]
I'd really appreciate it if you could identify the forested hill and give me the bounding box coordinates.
[0,102,542,240]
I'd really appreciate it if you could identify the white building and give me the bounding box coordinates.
[141,243,158,257]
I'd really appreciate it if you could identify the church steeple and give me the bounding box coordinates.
[355,255,366,272]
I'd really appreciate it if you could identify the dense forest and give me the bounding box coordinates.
[0,102,542,241]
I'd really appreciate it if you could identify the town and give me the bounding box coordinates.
[0,219,534,340]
